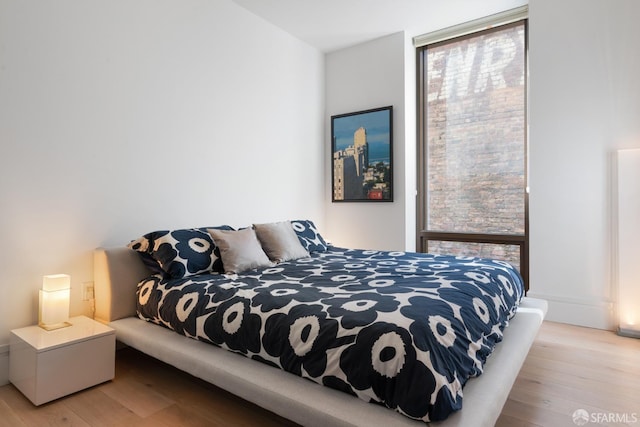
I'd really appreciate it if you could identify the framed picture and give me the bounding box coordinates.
[331,106,393,202]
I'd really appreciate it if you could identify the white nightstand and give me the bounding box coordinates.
[9,315,115,405]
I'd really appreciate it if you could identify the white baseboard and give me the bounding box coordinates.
[526,292,615,330]
[0,344,9,386]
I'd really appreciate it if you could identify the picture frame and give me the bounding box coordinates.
[331,106,393,202]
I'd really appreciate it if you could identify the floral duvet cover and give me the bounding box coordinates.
[136,247,524,422]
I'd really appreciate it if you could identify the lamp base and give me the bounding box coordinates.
[617,327,640,339]
[39,321,72,331]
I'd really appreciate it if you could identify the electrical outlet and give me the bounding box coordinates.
[82,282,95,301]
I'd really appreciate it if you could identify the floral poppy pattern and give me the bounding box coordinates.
[128,226,234,279]
[290,219,328,252]
[136,247,524,423]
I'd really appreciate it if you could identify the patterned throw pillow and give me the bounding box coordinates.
[126,238,165,276]
[128,225,234,278]
[290,220,329,253]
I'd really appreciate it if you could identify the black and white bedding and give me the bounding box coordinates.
[135,246,524,423]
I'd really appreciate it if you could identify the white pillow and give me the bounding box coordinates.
[253,221,310,263]
[207,228,273,274]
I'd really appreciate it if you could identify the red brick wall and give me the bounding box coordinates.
[424,23,525,267]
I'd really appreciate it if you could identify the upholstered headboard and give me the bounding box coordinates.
[94,247,151,323]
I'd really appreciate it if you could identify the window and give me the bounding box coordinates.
[417,18,528,289]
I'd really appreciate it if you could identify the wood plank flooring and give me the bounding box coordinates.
[496,322,640,427]
[0,321,638,426]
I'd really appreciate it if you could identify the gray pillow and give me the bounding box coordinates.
[253,221,310,263]
[207,228,273,274]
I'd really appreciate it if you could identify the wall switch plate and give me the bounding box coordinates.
[82,282,95,301]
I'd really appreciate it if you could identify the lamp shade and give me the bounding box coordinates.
[39,274,71,330]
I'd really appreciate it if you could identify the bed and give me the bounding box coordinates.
[93,221,547,426]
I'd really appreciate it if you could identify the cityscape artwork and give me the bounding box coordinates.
[331,106,393,202]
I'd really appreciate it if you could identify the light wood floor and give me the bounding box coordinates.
[1,321,638,426]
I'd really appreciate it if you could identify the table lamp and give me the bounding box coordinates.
[39,274,72,330]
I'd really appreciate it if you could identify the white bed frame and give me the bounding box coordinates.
[94,247,547,427]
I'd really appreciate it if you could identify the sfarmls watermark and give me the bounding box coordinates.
[573,409,638,425]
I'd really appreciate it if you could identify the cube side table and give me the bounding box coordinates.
[9,315,115,405]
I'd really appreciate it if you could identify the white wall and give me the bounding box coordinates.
[0,0,324,368]
[528,0,640,329]
[324,32,411,251]
[323,2,527,253]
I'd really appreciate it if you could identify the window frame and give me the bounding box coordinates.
[416,19,530,291]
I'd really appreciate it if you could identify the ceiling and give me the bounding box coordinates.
[231,0,527,52]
